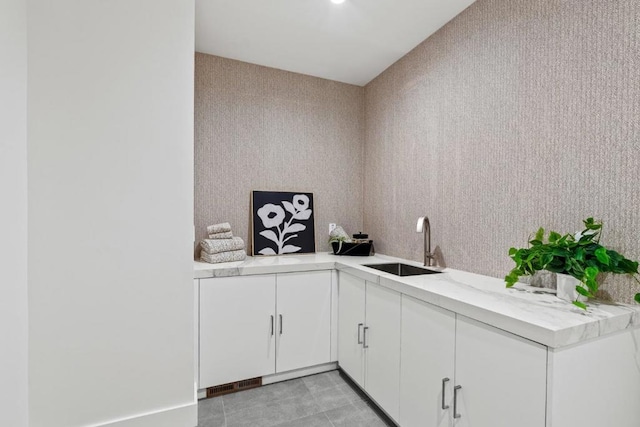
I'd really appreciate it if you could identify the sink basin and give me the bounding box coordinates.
[362,263,443,276]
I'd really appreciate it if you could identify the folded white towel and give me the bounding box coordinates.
[207,222,232,235]
[200,237,245,255]
[200,249,247,264]
[208,231,233,239]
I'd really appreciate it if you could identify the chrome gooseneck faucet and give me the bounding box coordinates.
[416,216,435,267]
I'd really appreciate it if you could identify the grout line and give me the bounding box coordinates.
[324,411,337,427]
[221,396,227,427]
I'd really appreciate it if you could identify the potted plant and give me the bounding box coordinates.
[505,218,640,309]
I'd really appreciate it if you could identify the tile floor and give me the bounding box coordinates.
[198,370,395,427]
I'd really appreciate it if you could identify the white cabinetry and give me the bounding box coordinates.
[199,270,332,389]
[365,281,401,421]
[337,272,366,386]
[547,328,640,427]
[338,272,401,421]
[400,295,455,427]
[275,271,331,373]
[399,295,547,427]
[455,316,546,427]
[199,275,276,387]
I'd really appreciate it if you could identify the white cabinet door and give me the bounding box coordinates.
[454,316,547,427]
[337,271,366,387]
[275,271,331,373]
[547,328,640,427]
[199,275,276,388]
[365,282,402,422]
[400,295,456,427]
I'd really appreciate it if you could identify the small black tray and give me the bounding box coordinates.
[331,241,374,256]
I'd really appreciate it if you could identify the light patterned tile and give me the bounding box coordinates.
[226,394,320,427]
[272,412,333,427]
[302,372,338,393]
[311,385,349,411]
[223,379,310,415]
[323,403,363,427]
[198,396,226,427]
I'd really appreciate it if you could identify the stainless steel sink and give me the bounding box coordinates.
[362,263,443,276]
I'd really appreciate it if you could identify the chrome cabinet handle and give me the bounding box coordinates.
[270,315,274,336]
[279,314,283,335]
[441,378,450,410]
[453,385,462,419]
[363,326,369,348]
[357,323,364,344]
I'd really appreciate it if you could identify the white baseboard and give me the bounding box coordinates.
[197,362,338,399]
[91,401,197,427]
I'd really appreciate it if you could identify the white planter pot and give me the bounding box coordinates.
[556,273,588,303]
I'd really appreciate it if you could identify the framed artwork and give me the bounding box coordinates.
[251,191,316,256]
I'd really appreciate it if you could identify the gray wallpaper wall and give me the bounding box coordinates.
[195,54,364,255]
[364,0,640,303]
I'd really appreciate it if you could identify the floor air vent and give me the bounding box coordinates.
[206,377,262,398]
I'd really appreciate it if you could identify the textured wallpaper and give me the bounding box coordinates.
[195,54,364,256]
[364,0,640,303]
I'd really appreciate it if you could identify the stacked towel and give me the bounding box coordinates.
[200,236,245,254]
[201,249,246,264]
[208,231,233,239]
[207,222,232,237]
[200,222,247,264]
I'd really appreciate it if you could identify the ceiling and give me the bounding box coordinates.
[195,0,476,86]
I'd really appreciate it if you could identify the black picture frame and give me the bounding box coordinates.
[251,191,316,256]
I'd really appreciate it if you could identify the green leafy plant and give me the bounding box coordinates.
[505,218,640,309]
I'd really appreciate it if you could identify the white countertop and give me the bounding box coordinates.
[194,253,640,349]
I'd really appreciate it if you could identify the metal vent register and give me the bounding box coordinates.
[206,377,262,398]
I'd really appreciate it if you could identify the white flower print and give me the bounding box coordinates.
[293,194,309,211]
[257,204,285,229]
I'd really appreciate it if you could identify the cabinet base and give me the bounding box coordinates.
[197,362,338,400]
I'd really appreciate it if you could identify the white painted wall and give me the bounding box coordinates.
[27,1,196,426]
[0,0,28,426]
